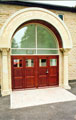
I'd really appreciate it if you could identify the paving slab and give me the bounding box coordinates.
[10,87,76,109]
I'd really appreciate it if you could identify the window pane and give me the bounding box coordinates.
[11,24,35,48]
[26,59,34,67]
[39,59,46,67]
[11,24,59,55]
[50,59,57,66]
[58,14,63,20]
[13,59,22,67]
[11,49,36,54]
[37,25,58,48]
[37,50,58,54]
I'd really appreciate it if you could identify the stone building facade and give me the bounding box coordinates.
[0,1,76,96]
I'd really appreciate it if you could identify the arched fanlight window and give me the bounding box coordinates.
[11,24,59,55]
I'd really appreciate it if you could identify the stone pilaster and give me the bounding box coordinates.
[61,48,71,89]
[1,48,11,96]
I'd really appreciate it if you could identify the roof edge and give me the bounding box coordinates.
[0,1,76,12]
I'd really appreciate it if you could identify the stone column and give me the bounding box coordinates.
[1,48,11,96]
[62,49,71,89]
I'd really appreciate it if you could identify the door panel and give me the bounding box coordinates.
[24,56,36,88]
[48,56,59,86]
[37,57,48,87]
[11,56,24,89]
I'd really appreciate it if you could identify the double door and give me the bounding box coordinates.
[11,55,59,90]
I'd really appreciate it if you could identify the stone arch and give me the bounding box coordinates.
[0,7,72,49]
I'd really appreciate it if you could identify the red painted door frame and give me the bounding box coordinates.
[11,55,59,90]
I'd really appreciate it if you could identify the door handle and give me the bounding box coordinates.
[46,69,48,74]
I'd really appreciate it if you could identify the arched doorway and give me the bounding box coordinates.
[0,8,72,96]
[11,23,59,89]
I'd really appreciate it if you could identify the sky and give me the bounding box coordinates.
[28,1,76,7]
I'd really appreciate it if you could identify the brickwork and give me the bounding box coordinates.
[0,4,76,81]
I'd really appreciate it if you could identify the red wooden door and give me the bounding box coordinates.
[24,56,37,88]
[37,56,48,87]
[48,56,59,86]
[11,55,59,90]
[11,56,24,89]
[37,55,59,87]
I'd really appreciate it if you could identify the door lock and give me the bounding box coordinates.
[46,69,48,74]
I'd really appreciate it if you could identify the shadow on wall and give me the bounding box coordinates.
[68,80,76,95]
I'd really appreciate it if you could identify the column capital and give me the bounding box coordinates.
[0,48,10,56]
[60,48,71,56]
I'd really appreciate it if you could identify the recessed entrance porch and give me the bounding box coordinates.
[0,8,72,96]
